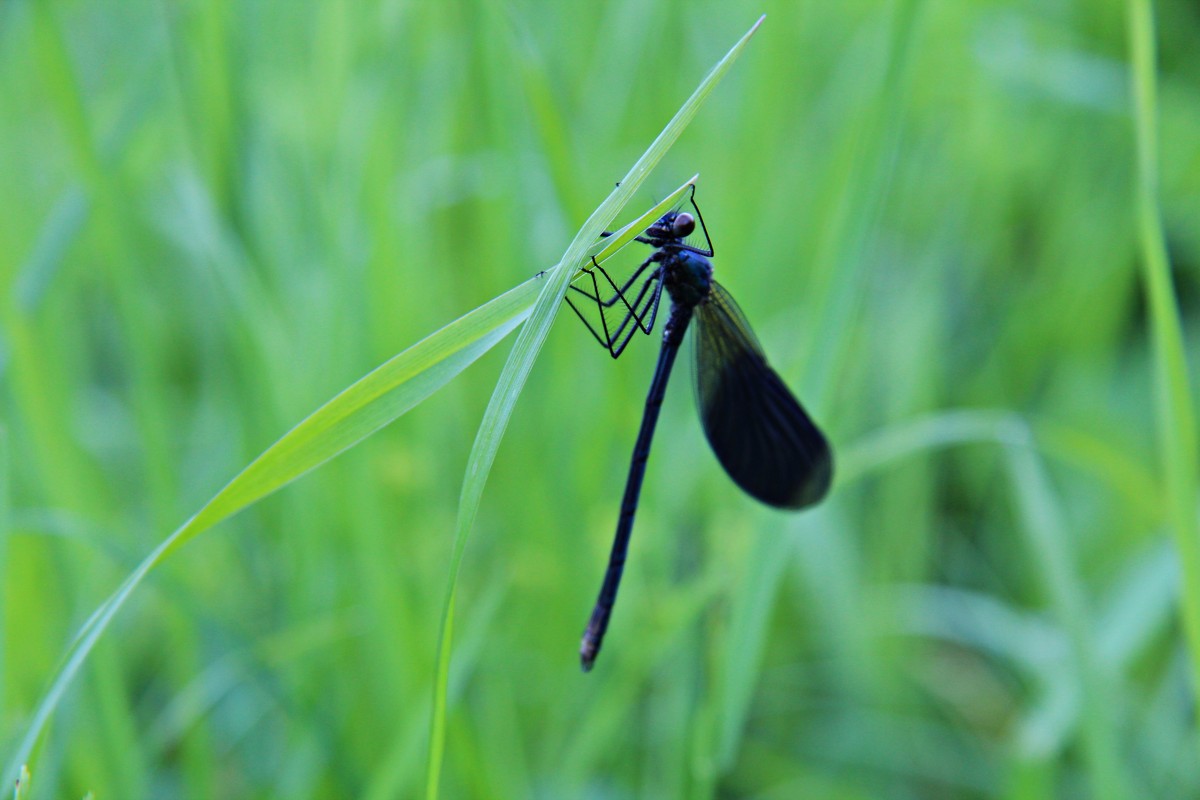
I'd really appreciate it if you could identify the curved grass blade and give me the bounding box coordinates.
[423,15,768,799]
[1126,0,1200,716]
[3,274,545,784]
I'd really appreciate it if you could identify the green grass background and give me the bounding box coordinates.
[3,0,1200,797]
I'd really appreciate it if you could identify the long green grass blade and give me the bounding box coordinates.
[1125,0,1200,710]
[423,15,767,799]
[10,0,1200,793]
[3,273,542,783]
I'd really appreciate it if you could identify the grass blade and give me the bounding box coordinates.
[3,273,543,783]
[422,15,768,799]
[1125,0,1200,711]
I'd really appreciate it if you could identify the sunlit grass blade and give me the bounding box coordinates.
[423,15,767,798]
[2,274,543,784]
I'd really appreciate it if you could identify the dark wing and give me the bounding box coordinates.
[693,282,832,509]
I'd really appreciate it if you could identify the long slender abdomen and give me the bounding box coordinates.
[580,306,694,670]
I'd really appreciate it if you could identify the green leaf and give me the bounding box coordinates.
[4,272,541,782]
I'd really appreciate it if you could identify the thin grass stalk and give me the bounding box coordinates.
[1126,0,1200,709]
[422,16,767,799]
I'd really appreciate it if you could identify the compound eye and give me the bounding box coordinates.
[671,212,695,238]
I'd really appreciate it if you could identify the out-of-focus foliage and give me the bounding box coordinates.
[1,0,1198,797]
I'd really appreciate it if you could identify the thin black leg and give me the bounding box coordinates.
[565,255,663,358]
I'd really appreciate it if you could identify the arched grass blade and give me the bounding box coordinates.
[3,274,544,784]
[424,14,769,798]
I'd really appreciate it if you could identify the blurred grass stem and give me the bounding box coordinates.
[1126,0,1200,709]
